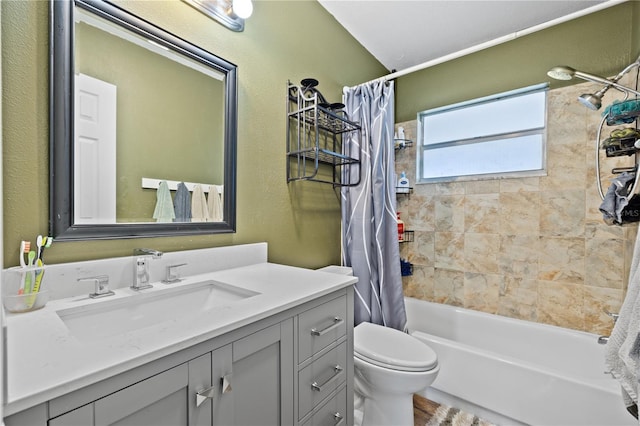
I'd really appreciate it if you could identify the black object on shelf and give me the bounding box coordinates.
[400,259,413,276]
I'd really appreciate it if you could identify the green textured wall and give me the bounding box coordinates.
[396,2,638,122]
[2,0,386,267]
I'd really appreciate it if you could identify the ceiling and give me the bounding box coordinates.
[318,0,616,73]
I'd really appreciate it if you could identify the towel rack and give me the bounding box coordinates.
[141,178,223,194]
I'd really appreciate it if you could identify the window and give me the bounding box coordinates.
[417,83,547,182]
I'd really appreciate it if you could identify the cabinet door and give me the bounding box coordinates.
[211,321,293,426]
[90,354,212,426]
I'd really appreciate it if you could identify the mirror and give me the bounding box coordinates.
[51,0,237,240]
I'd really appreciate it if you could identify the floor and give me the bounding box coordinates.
[413,394,440,424]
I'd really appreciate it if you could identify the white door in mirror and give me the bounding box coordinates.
[74,73,117,224]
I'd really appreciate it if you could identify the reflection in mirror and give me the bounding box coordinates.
[51,0,237,240]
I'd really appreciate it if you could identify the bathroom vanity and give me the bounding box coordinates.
[3,244,356,426]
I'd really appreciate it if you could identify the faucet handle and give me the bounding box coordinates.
[162,263,187,284]
[604,309,620,322]
[78,275,115,299]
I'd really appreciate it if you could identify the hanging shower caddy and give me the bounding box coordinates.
[286,80,361,187]
[596,100,640,192]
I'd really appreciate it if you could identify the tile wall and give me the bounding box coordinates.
[396,78,638,335]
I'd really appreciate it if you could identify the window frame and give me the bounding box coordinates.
[416,83,548,183]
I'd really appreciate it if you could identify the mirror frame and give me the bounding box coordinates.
[50,0,237,240]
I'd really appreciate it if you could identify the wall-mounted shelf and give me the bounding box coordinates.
[396,187,413,197]
[399,230,414,243]
[394,138,413,150]
[286,81,361,187]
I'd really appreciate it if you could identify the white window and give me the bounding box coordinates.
[417,83,547,182]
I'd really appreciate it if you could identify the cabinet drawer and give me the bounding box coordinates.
[301,386,347,426]
[298,341,347,420]
[298,295,347,362]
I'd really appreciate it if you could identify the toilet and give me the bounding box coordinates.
[353,322,439,426]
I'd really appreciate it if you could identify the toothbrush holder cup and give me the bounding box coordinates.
[2,266,50,313]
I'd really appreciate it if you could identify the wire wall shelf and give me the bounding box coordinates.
[286,81,362,187]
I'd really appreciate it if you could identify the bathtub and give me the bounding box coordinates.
[404,297,635,426]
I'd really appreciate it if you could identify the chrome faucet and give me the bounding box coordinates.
[132,248,163,291]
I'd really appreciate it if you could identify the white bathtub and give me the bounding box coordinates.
[404,297,635,426]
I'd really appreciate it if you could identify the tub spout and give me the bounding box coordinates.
[597,335,609,345]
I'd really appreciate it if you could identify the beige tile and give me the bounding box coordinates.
[464,233,499,274]
[434,232,465,271]
[500,177,540,193]
[498,235,540,279]
[406,231,435,267]
[585,238,624,289]
[465,194,499,233]
[499,191,540,236]
[464,272,501,314]
[402,194,435,232]
[402,266,434,301]
[584,220,624,240]
[539,190,585,237]
[538,237,585,284]
[465,180,500,194]
[497,276,538,322]
[435,195,465,232]
[583,285,623,335]
[434,268,464,306]
[537,280,584,331]
[435,181,465,195]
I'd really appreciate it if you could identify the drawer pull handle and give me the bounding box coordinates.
[311,317,344,336]
[334,412,345,426]
[311,365,343,392]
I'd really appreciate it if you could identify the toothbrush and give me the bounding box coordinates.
[19,241,28,268]
[35,235,43,262]
[24,251,36,294]
[17,241,30,294]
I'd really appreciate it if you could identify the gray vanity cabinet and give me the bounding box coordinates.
[4,288,353,426]
[48,355,209,426]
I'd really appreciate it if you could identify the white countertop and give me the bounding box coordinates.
[4,262,357,416]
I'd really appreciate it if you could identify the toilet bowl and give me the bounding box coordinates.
[353,322,439,426]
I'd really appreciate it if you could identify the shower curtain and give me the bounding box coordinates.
[341,80,407,331]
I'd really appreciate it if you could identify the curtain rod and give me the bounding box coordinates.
[358,0,627,86]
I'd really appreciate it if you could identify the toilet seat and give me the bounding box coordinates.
[354,322,437,372]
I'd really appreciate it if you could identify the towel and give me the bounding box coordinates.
[600,172,638,225]
[173,182,192,222]
[606,228,640,414]
[191,184,209,222]
[207,185,224,222]
[152,181,175,223]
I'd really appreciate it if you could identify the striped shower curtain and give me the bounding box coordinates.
[341,80,407,331]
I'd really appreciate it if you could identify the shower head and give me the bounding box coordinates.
[547,66,575,80]
[547,64,640,101]
[578,92,603,110]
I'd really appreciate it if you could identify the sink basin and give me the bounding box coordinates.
[57,280,259,341]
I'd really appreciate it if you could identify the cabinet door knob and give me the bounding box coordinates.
[334,412,345,426]
[221,374,233,394]
[196,385,216,407]
[311,317,344,336]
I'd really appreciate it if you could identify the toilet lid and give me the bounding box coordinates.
[354,322,438,372]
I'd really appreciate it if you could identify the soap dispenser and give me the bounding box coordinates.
[397,171,410,193]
